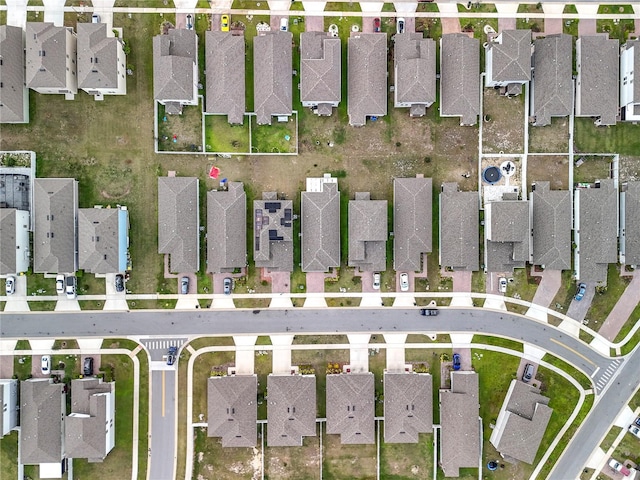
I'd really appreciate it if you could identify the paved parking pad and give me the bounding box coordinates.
[234,335,258,375]
[271,335,294,374]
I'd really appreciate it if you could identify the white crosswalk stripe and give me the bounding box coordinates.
[594,359,623,393]
[140,337,188,361]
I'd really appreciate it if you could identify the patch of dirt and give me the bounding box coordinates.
[527,155,569,190]
[529,117,570,153]
[482,89,525,153]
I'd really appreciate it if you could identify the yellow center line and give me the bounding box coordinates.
[550,338,596,367]
[162,370,166,417]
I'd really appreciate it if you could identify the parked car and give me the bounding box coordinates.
[41,355,51,375]
[280,17,289,31]
[399,273,409,292]
[115,274,125,293]
[167,346,178,366]
[574,283,587,301]
[221,14,230,32]
[373,18,381,32]
[629,424,640,439]
[181,277,189,294]
[522,363,534,383]
[223,277,232,295]
[372,272,381,290]
[92,14,100,23]
[608,459,630,476]
[56,274,65,294]
[420,308,438,316]
[65,276,76,299]
[396,18,405,34]
[635,417,640,427]
[83,357,94,376]
[498,277,507,293]
[452,353,461,371]
[5,276,15,295]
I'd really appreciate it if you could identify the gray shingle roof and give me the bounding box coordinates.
[621,40,640,106]
[267,375,317,447]
[158,177,200,273]
[439,183,479,271]
[348,33,387,126]
[0,209,17,274]
[253,32,292,125]
[207,182,246,273]
[205,32,245,125]
[383,373,432,444]
[20,379,65,465]
[489,380,552,465]
[78,208,121,274]
[439,372,480,477]
[0,25,28,123]
[575,35,619,126]
[300,32,341,106]
[531,34,573,126]
[153,29,198,103]
[77,23,121,90]
[622,181,640,265]
[531,182,571,270]
[326,373,375,444]
[34,178,78,274]
[301,181,340,272]
[440,34,480,125]
[348,192,387,272]
[207,375,257,447]
[26,22,73,89]
[576,179,618,283]
[254,192,293,272]
[487,30,532,83]
[485,199,530,272]
[394,33,435,108]
[393,177,432,272]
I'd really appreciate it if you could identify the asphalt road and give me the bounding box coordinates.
[149,370,177,480]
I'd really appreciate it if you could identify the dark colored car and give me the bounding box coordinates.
[635,417,640,427]
[373,18,381,32]
[522,363,534,383]
[574,283,587,301]
[83,357,94,376]
[115,274,124,292]
[223,277,232,295]
[452,353,461,371]
[167,346,178,366]
[420,308,438,316]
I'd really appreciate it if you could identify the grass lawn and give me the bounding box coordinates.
[0,431,18,480]
[600,426,623,451]
[506,266,539,303]
[573,155,613,184]
[192,351,236,422]
[615,303,640,354]
[176,349,191,480]
[472,335,523,352]
[204,115,251,153]
[264,425,321,479]
[575,119,640,155]
[323,429,376,480]
[549,269,576,314]
[612,432,640,465]
[157,103,203,153]
[541,353,592,390]
[585,265,631,329]
[193,426,260,479]
[250,116,297,154]
[27,301,57,311]
[380,431,434,479]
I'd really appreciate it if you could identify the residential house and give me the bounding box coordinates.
[383,372,432,444]
[620,40,640,121]
[25,22,77,96]
[575,180,618,284]
[440,33,480,126]
[207,182,246,273]
[439,371,480,477]
[485,29,532,95]
[205,31,245,124]
[326,373,375,444]
[348,33,387,126]
[78,206,129,274]
[394,33,435,117]
[0,25,29,123]
[33,178,78,274]
[254,192,293,272]
[20,379,66,478]
[0,379,19,438]
[66,378,115,462]
[439,183,479,271]
[484,193,530,273]
[530,182,571,271]
[393,176,432,272]
[76,23,127,98]
[300,32,341,116]
[267,374,316,447]
[0,208,30,274]
[158,176,199,273]
[490,380,553,464]
[153,29,198,114]
[621,181,640,266]
[530,34,573,126]
[575,35,619,126]
[207,375,257,447]
[301,175,340,272]
[348,192,387,272]
[253,31,292,125]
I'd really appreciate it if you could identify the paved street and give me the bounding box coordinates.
[149,370,177,480]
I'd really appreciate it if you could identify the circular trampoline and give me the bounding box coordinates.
[482,166,502,184]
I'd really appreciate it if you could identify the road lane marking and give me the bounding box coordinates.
[162,370,165,417]
[549,338,596,367]
[590,367,600,378]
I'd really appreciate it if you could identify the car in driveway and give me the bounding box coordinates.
[83,357,94,376]
[167,346,177,366]
[65,276,76,299]
[373,18,381,32]
[181,277,189,294]
[608,459,630,476]
[396,18,405,34]
[56,274,65,294]
[115,274,125,293]
[372,272,381,290]
[574,283,587,301]
[41,355,51,375]
[221,14,230,31]
[629,424,640,439]
[522,363,534,383]
[280,17,288,31]
[399,273,409,292]
[498,277,507,293]
[452,353,461,371]
[92,13,100,23]
[5,276,15,295]
[223,277,232,295]
[420,308,438,316]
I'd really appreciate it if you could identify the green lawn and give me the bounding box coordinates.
[575,119,640,155]
[615,304,640,354]
[585,265,631,329]
[204,115,250,153]
[250,115,297,154]
[472,335,523,352]
[0,432,18,480]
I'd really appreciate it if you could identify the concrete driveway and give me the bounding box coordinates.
[43,0,66,27]
[267,271,291,294]
[3,275,29,312]
[566,283,595,324]
[5,0,28,29]
[92,0,115,31]
[270,14,288,31]
[530,269,561,308]
[599,273,640,341]
[305,272,325,293]
[305,16,324,32]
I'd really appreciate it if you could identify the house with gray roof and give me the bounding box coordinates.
[26,22,77,96]
[153,29,198,114]
[20,379,66,474]
[484,194,530,272]
[0,379,19,438]
[76,23,126,98]
[267,374,316,447]
[531,34,573,126]
[575,180,618,284]
[439,371,480,477]
[383,372,432,444]
[301,32,341,116]
[78,206,129,274]
[0,208,30,274]
[490,380,552,464]
[348,192,387,272]
[394,33,435,117]
[621,181,640,266]
[440,34,480,126]
[439,183,479,271]
[620,40,640,121]
[0,25,29,123]
[158,176,199,273]
[207,375,257,447]
[530,182,571,271]
[348,33,387,126]
[575,35,619,126]
[301,175,340,272]
[34,178,78,274]
[393,176,432,272]
[254,192,293,272]
[66,378,115,462]
[207,182,246,274]
[485,30,532,95]
[253,31,292,125]
[326,373,375,444]
[205,31,245,125]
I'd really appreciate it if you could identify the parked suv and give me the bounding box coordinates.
[115,274,125,293]
[65,276,76,299]
[452,353,461,371]
[83,357,94,376]
[522,363,534,383]
[420,308,438,316]
[181,277,189,294]
[223,277,232,295]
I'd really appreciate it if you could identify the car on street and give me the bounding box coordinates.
[498,277,507,293]
[574,283,587,301]
[608,459,630,476]
[373,18,381,32]
[115,274,125,293]
[396,18,405,34]
[65,276,76,299]
[452,353,461,371]
[372,272,381,290]
[41,355,51,375]
[56,274,65,294]
[5,276,15,295]
[399,273,409,292]
[629,424,640,439]
[83,357,94,376]
[181,276,189,294]
[420,308,438,316]
[221,14,230,31]
[167,346,178,365]
[223,277,232,295]
[280,17,289,31]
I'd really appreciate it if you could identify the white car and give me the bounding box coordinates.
[629,424,640,439]
[372,272,381,290]
[498,277,507,293]
[92,14,100,23]
[66,276,77,299]
[396,18,405,34]
[5,276,15,295]
[280,17,288,31]
[399,273,409,292]
[56,275,65,294]
[41,355,51,375]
